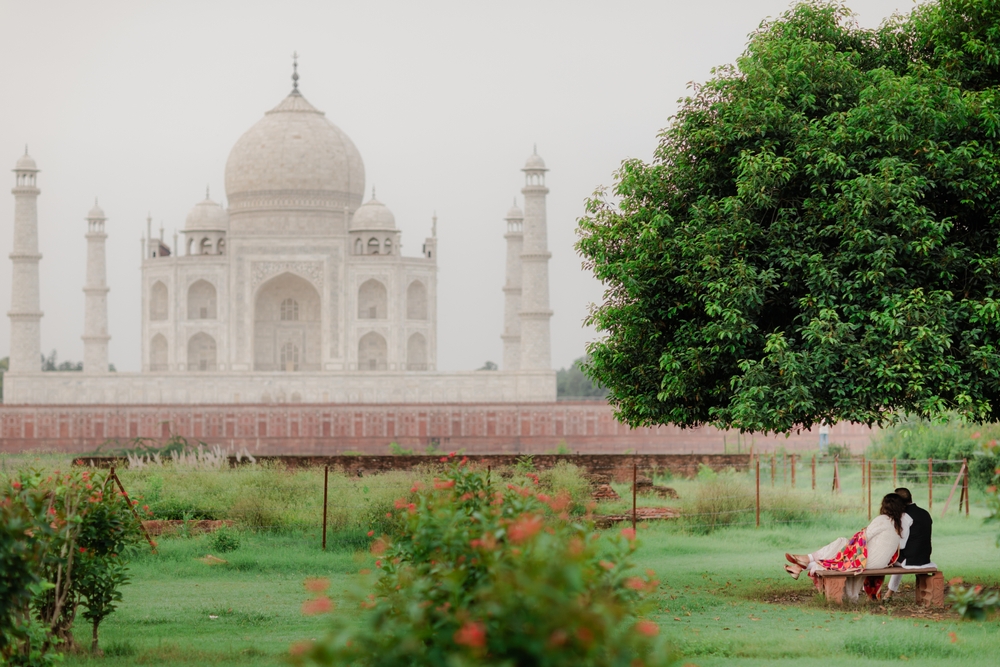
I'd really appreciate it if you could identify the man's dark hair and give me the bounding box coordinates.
[895,487,913,503]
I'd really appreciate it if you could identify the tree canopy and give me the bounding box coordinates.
[577,0,1000,433]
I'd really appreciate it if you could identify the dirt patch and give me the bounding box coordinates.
[595,507,680,528]
[756,587,959,621]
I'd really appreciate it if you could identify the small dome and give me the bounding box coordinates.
[14,152,37,172]
[350,195,396,231]
[87,202,105,219]
[505,204,523,219]
[185,196,229,231]
[523,152,546,171]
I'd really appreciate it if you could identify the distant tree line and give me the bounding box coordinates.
[0,351,115,402]
[557,357,607,399]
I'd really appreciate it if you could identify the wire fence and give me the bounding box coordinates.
[80,453,981,547]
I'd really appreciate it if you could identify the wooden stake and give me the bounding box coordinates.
[833,456,840,493]
[791,453,796,488]
[755,457,760,528]
[632,463,637,534]
[771,452,776,487]
[964,459,970,517]
[109,467,157,553]
[322,465,329,551]
[941,462,967,519]
[811,455,816,490]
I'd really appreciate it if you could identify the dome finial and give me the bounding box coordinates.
[372,185,376,200]
[24,145,28,156]
[533,143,537,155]
[291,51,300,94]
[206,184,210,200]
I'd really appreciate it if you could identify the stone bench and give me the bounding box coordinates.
[814,566,943,606]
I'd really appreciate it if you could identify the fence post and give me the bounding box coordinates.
[632,463,637,534]
[109,468,157,554]
[782,452,787,486]
[771,452,776,487]
[755,457,760,528]
[861,455,866,497]
[928,458,933,512]
[893,457,897,488]
[941,461,967,519]
[791,453,796,488]
[832,456,840,493]
[811,455,816,490]
[964,458,970,517]
[867,460,872,521]
[322,465,329,551]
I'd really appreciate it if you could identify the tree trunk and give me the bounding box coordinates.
[91,618,102,655]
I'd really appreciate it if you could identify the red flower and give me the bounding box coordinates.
[440,456,449,463]
[367,530,374,537]
[625,577,646,591]
[620,527,636,541]
[448,451,457,458]
[394,498,407,509]
[508,515,543,544]
[301,597,333,615]
[79,547,86,554]
[454,621,486,649]
[599,560,615,570]
[636,620,659,637]
[434,479,455,490]
[11,481,21,490]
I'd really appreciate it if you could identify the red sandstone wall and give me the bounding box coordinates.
[0,402,876,455]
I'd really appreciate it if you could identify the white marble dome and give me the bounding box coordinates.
[15,152,37,171]
[505,204,523,219]
[87,202,105,219]
[524,152,546,171]
[224,91,365,212]
[350,195,395,231]
[185,196,228,231]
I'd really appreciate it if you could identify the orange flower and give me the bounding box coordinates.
[434,479,455,490]
[301,597,333,615]
[394,498,407,509]
[599,560,615,570]
[576,627,593,645]
[621,527,636,541]
[949,577,963,586]
[508,515,544,544]
[625,577,646,591]
[948,631,959,644]
[367,530,374,537]
[371,538,388,555]
[454,621,486,649]
[635,620,659,637]
[304,577,329,593]
[547,629,568,647]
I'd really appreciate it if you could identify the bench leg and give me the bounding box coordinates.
[823,576,846,605]
[916,572,944,607]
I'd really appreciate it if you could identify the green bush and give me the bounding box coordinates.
[868,416,1000,487]
[683,473,755,534]
[209,528,241,554]
[292,454,677,667]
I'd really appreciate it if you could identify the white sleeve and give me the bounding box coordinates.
[899,513,913,550]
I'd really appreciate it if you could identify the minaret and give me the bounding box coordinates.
[82,201,110,373]
[519,148,553,370]
[8,149,43,374]
[501,200,524,370]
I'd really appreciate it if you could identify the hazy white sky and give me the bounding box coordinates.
[0,0,922,372]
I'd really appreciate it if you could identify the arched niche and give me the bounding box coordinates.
[187,332,217,371]
[150,334,168,371]
[354,238,363,255]
[150,281,168,321]
[407,332,427,371]
[358,279,387,319]
[187,280,217,320]
[254,272,321,371]
[358,332,387,371]
[367,238,380,255]
[406,280,427,320]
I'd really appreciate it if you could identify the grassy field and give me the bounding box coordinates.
[3,454,998,666]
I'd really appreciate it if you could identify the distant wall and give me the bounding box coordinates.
[0,401,876,455]
[74,453,751,479]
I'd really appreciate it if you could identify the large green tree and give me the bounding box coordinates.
[577,0,1000,433]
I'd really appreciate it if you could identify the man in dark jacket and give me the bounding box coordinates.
[885,487,934,599]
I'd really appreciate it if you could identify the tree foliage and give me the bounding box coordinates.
[557,357,609,399]
[577,0,1000,433]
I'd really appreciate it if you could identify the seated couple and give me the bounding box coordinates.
[783,487,934,602]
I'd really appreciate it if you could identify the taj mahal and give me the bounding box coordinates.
[4,65,556,406]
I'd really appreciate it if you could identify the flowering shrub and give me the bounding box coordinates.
[293,454,677,666]
[947,577,1000,621]
[1,469,142,660]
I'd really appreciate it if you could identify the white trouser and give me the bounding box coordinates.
[808,537,864,602]
[888,561,938,592]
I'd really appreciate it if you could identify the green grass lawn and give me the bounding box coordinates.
[60,505,999,667]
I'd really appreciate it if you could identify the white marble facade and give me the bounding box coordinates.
[4,69,556,405]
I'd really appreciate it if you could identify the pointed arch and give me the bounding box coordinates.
[406,280,427,320]
[358,279,387,319]
[187,332,217,371]
[150,281,168,321]
[187,279,217,320]
[358,332,387,371]
[407,332,427,370]
[150,334,168,371]
[253,272,321,371]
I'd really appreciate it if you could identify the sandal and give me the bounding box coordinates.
[785,553,809,568]
[784,564,802,580]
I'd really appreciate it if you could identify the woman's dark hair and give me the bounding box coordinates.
[880,493,906,536]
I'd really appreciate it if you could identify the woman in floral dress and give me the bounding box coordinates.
[783,493,909,602]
